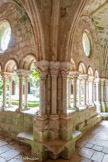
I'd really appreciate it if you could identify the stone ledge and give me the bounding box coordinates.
[17,132,33,141]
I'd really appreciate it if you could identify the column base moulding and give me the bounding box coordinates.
[16,108,21,112]
[36,115,48,120]
[49,114,59,120]
[60,114,71,120]
[105,102,108,112]
[8,105,14,108]
[21,108,30,111]
[95,101,103,113]
[101,101,107,112]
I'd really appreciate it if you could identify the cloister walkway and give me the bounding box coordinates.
[46,121,108,162]
[0,121,108,161]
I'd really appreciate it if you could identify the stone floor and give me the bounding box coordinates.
[46,120,108,162]
[0,121,108,161]
[0,136,37,162]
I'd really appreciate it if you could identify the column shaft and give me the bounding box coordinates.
[51,75,57,114]
[93,82,96,102]
[19,75,23,111]
[24,76,28,109]
[83,79,87,106]
[62,77,68,114]
[87,81,89,104]
[67,78,71,108]
[78,79,81,105]
[40,77,46,115]
[9,76,12,106]
[2,75,7,109]
[73,77,77,108]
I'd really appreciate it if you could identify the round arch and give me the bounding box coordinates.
[71,58,76,71]
[0,0,45,60]
[4,59,18,72]
[78,62,87,74]
[95,70,99,78]
[17,0,45,60]
[88,66,94,76]
[19,54,36,70]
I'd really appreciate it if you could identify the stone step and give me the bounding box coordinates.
[41,130,82,155]
[97,114,102,121]
[73,130,82,140]
[99,113,108,120]
[17,131,82,155]
[17,132,33,142]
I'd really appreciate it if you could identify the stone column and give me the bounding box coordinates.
[8,75,13,107]
[78,78,81,106]
[71,72,79,110]
[18,74,23,111]
[24,76,28,109]
[101,79,105,102]
[93,80,96,102]
[60,62,73,115]
[101,79,106,112]
[50,61,60,116]
[83,77,88,107]
[95,78,101,112]
[35,60,49,117]
[67,78,71,109]
[105,79,108,112]
[96,78,101,102]
[2,74,7,110]
[87,80,89,105]
[89,76,95,105]
[79,74,88,107]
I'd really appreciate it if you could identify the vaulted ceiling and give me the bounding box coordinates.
[82,0,108,77]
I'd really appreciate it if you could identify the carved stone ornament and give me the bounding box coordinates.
[35,60,49,79]
[69,71,79,78]
[79,74,88,80]
[60,62,73,78]
[50,61,60,76]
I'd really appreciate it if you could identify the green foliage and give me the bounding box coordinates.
[20,15,27,23]
[29,66,40,89]
[97,26,104,30]
[6,100,39,107]
[91,17,94,23]
[0,80,3,95]
[12,74,19,84]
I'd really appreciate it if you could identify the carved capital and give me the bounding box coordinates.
[60,62,73,78]
[88,76,95,82]
[70,71,79,79]
[105,79,108,86]
[79,74,88,80]
[101,78,105,86]
[1,72,8,80]
[35,60,49,79]
[50,61,60,76]
[95,78,101,84]
[1,72,14,79]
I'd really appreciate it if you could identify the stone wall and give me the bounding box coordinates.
[0,111,34,138]
[0,2,36,69]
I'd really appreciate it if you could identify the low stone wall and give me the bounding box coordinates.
[0,106,102,161]
[33,105,102,161]
[59,106,98,141]
[0,111,34,138]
